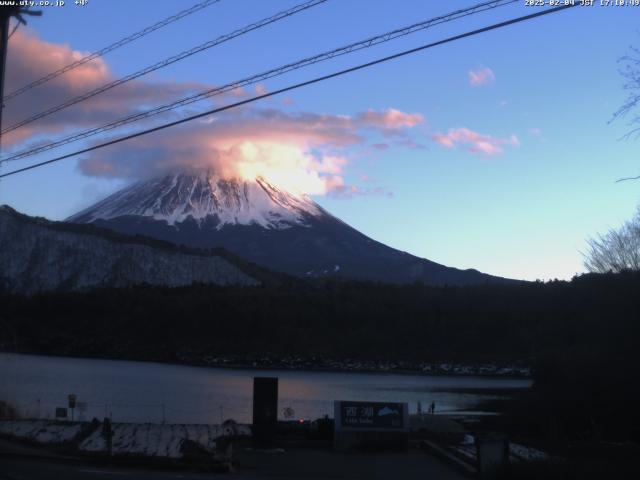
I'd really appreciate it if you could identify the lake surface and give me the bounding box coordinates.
[0,353,531,424]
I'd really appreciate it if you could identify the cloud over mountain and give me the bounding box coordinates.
[4,29,423,198]
[77,107,423,196]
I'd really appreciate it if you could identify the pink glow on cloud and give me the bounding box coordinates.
[357,108,424,131]
[78,106,422,197]
[2,29,208,147]
[468,67,495,87]
[327,177,393,199]
[6,30,420,199]
[372,143,390,151]
[432,128,519,157]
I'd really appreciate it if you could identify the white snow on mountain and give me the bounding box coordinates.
[68,171,326,230]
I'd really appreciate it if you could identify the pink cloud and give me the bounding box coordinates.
[77,106,418,197]
[356,108,424,132]
[394,138,427,150]
[328,181,393,199]
[1,29,210,147]
[468,67,495,87]
[372,143,390,151]
[432,128,519,157]
[6,30,417,200]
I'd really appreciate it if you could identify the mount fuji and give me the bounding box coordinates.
[68,170,510,285]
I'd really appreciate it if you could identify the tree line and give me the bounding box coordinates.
[1,271,639,442]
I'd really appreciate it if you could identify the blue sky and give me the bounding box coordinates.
[0,0,638,281]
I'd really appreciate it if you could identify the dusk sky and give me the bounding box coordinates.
[0,0,638,281]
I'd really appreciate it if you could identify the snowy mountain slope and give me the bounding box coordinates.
[0,205,259,295]
[68,170,514,286]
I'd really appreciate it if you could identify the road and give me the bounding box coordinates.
[0,457,213,480]
[0,449,466,480]
[0,435,465,480]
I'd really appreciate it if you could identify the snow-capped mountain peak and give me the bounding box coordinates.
[67,168,512,286]
[68,171,326,230]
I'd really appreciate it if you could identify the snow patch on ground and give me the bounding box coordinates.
[510,442,548,462]
[0,419,251,459]
[79,422,251,458]
[451,435,548,464]
[454,444,477,461]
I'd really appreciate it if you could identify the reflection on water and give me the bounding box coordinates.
[0,353,531,424]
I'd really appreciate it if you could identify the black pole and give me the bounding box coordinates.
[0,9,13,153]
[252,377,278,447]
[0,6,41,154]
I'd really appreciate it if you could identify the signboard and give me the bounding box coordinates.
[334,400,409,452]
[337,401,406,430]
[55,407,68,418]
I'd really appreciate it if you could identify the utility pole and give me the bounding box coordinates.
[0,6,41,151]
[0,6,18,144]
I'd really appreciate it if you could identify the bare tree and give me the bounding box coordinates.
[613,45,640,137]
[612,45,640,182]
[583,45,640,269]
[584,208,640,273]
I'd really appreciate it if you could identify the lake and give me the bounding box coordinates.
[0,353,531,424]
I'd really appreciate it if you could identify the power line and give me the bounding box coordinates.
[1,0,328,136]
[0,4,577,180]
[0,0,517,165]
[7,19,19,40]
[2,0,223,102]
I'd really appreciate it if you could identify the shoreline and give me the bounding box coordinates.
[0,349,533,380]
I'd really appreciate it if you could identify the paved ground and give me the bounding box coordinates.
[235,448,466,479]
[0,438,69,459]
[0,438,465,480]
[0,457,214,480]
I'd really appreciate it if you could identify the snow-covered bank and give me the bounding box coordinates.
[0,419,250,459]
[452,434,548,464]
[80,421,250,458]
